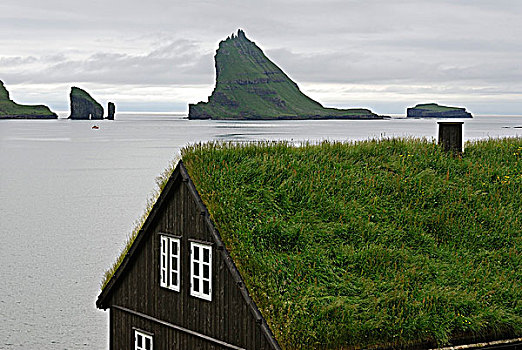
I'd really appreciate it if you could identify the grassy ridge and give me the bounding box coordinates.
[182,139,522,349]
[412,103,466,112]
[71,87,103,109]
[0,100,56,116]
[0,81,56,117]
[414,103,465,112]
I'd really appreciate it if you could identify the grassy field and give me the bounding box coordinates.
[179,138,522,349]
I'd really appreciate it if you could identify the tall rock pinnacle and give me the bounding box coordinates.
[188,29,381,120]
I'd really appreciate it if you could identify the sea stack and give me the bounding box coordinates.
[107,102,115,120]
[407,103,472,118]
[189,29,381,120]
[0,80,57,119]
[69,87,104,120]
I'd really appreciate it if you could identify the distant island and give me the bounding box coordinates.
[407,103,472,118]
[189,30,383,120]
[69,87,104,120]
[0,80,57,119]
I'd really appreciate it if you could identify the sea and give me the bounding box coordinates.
[0,113,520,349]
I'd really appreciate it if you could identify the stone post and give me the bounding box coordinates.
[107,102,115,120]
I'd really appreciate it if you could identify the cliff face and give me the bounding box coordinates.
[69,87,104,120]
[0,80,58,119]
[189,30,381,120]
[407,103,472,118]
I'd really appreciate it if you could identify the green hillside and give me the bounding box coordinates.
[181,139,522,349]
[0,80,57,119]
[189,30,381,120]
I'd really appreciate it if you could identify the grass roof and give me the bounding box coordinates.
[180,138,522,349]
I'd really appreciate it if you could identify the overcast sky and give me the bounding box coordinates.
[1,0,521,114]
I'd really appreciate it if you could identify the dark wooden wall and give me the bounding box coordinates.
[438,121,463,153]
[106,176,277,350]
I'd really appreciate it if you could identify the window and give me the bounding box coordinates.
[135,330,153,350]
[160,235,180,291]
[190,242,212,300]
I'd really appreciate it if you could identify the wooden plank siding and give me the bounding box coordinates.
[101,162,279,350]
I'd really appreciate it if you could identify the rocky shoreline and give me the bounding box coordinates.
[0,114,58,119]
[188,111,387,120]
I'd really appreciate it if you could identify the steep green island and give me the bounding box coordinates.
[69,87,104,120]
[407,103,472,118]
[0,80,57,119]
[189,30,382,120]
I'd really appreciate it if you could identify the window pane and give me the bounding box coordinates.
[203,248,209,263]
[193,262,199,276]
[203,280,210,295]
[172,272,178,286]
[137,334,142,347]
[171,257,178,270]
[145,337,151,349]
[193,277,199,292]
[203,265,209,279]
[193,246,199,260]
[172,241,177,252]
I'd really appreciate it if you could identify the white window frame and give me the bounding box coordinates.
[159,235,180,292]
[134,329,153,350]
[190,242,212,301]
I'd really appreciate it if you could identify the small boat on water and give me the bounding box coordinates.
[92,125,99,130]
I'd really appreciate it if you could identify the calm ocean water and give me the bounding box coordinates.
[0,113,521,349]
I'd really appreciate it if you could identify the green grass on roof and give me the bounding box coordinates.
[181,139,522,349]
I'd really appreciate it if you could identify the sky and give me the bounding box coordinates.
[0,0,521,115]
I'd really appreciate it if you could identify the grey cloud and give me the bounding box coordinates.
[0,56,38,66]
[3,39,214,86]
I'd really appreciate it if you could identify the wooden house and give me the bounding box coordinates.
[97,140,522,350]
[97,161,281,350]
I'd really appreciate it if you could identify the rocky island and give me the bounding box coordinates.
[69,87,104,120]
[107,102,115,120]
[0,80,57,119]
[189,30,382,120]
[407,103,472,118]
